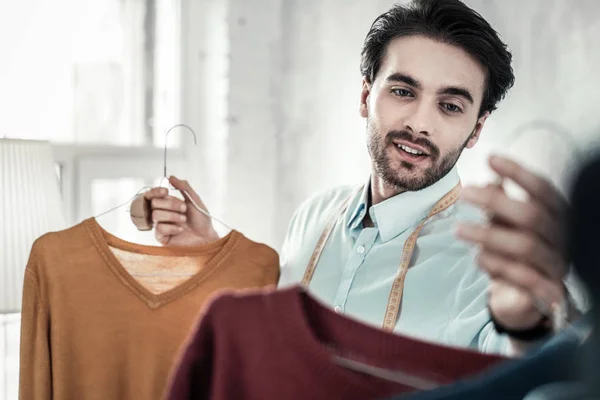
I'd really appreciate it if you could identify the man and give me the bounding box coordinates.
[146,0,576,355]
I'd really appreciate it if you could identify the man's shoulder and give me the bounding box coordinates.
[279,185,361,284]
[283,184,361,245]
[293,184,361,222]
[448,199,487,224]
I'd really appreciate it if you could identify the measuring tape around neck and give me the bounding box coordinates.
[301,183,462,331]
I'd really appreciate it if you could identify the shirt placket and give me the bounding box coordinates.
[331,227,378,314]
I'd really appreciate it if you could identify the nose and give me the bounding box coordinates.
[403,100,435,136]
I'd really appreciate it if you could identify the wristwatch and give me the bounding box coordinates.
[489,286,575,342]
[490,310,553,342]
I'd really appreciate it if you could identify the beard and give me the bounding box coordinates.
[367,119,473,192]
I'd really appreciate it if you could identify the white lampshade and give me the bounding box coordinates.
[0,139,66,313]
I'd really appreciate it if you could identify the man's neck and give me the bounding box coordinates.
[370,174,405,206]
[363,174,405,228]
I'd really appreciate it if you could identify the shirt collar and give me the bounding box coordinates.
[347,167,460,243]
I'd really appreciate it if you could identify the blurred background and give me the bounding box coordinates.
[1,0,600,398]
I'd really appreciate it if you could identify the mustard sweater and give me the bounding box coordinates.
[19,218,279,400]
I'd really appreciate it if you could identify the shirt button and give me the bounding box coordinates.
[357,245,365,254]
[334,305,344,314]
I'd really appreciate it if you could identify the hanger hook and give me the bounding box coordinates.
[163,124,198,179]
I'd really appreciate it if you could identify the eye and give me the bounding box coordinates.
[440,103,462,113]
[391,88,413,98]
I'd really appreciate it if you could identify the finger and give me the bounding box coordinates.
[151,196,187,213]
[155,231,169,245]
[478,250,563,306]
[169,176,211,214]
[169,176,198,201]
[155,229,178,246]
[155,222,185,237]
[152,209,187,224]
[144,187,169,200]
[488,155,568,214]
[461,185,561,248]
[456,223,566,279]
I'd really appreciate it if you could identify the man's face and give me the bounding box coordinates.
[360,35,489,191]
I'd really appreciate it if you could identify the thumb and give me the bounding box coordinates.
[168,176,207,208]
[168,175,192,193]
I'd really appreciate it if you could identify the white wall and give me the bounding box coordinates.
[182,0,600,250]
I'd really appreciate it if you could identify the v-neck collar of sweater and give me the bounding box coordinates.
[84,218,242,309]
[268,287,506,397]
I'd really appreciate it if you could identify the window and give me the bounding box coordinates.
[0,0,181,146]
[1,0,183,397]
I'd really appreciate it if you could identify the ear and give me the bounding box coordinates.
[359,78,371,118]
[465,111,490,149]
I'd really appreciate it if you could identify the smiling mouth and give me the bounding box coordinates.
[393,142,432,163]
[397,143,427,156]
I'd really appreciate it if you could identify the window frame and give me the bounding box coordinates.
[52,144,185,225]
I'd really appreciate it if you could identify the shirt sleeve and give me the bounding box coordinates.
[449,252,591,355]
[476,266,589,356]
[19,268,52,400]
[446,255,511,355]
[476,320,511,355]
[277,207,302,288]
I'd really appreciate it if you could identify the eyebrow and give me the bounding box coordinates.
[385,72,475,105]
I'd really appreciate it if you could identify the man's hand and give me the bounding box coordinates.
[145,176,219,246]
[456,155,570,333]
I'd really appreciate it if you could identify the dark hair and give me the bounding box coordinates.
[360,0,515,115]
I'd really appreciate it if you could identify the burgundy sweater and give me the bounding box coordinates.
[165,287,507,400]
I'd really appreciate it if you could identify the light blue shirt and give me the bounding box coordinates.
[279,167,510,354]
